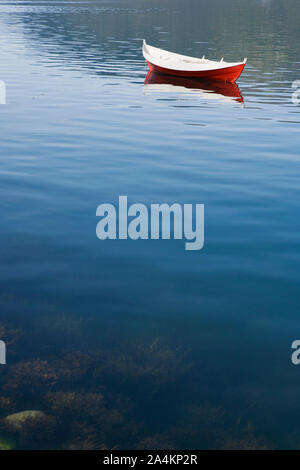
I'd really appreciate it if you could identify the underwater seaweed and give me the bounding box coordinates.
[165,404,270,450]
[0,436,15,450]
[0,317,272,450]
[137,434,175,450]
[0,322,23,356]
[52,352,101,388]
[3,359,59,396]
[0,396,11,411]
[44,391,125,448]
[93,337,192,387]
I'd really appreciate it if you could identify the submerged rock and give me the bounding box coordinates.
[3,410,56,446]
[3,410,47,432]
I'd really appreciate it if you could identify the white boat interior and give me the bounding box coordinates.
[143,40,247,71]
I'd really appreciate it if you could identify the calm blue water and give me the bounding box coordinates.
[0,0,300,449]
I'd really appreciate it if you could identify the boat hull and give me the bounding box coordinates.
[145,59,245,83]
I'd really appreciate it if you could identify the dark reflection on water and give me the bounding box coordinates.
[144,72,244,104]
[0,0,300,449]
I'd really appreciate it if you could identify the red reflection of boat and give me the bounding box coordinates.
[144,71,244,104]
[143,41,247,83]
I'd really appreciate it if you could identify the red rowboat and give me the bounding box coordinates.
[143,40,247,83]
